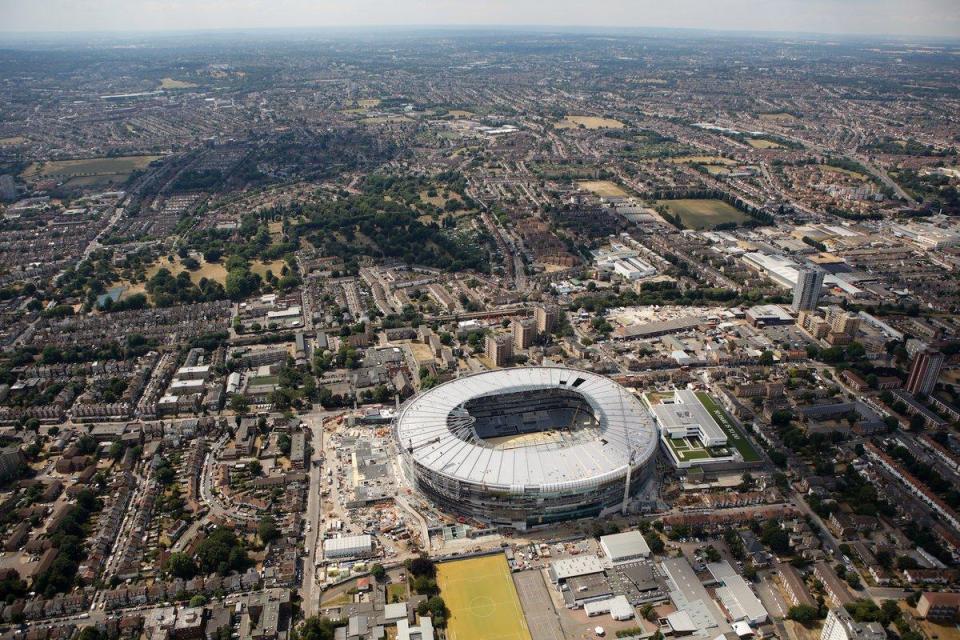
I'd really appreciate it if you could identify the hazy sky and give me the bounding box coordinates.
[1,0,959,38]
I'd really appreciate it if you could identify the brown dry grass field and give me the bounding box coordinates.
[577,180,628,197]
[556,115,624,129]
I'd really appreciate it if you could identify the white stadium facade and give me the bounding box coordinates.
[394,367,659,530]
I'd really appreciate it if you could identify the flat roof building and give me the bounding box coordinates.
[486,333,513,367]
[584,595,635,621]
[649,389,728,447]
[550,556,605,583]
[821,607,885,640]
[600,530,651,563]
[323,534,374,560]
[708,562,768,626]
[661,557,730,638]
[917,592,960,623]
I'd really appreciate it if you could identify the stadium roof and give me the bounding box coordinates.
[395,367,658,492]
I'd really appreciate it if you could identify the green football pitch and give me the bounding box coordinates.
[436,554,532,640]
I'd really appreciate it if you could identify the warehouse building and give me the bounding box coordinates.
[323,534,374,560]
[600,530,651,564]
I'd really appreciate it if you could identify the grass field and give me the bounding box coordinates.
[386,581,408,603]
[578,180,628,197]
[669,155,737,166]
[419,189,463,208]
[746,138,784,149]
[361,115,411,125]
[437,555,531,640]
[704,165,732,175]
[656,199,750,230]
[148,256,230,284]
[821,165,868,180]
[408,342,436,364]
[251,259,286,278]
[758,112,798,123]
[0,136,27,146]
[160,77,198,89]
[23,155,163,186]
[669,156,735,175]
[556,115,624,130]
[115,255,231,300]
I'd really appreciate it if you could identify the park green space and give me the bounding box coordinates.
[655,198,751,230]
[23,155,163,188]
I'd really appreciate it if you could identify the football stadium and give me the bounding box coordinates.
[394,367,658,530]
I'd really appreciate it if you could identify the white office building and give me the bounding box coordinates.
[821,608,886,640]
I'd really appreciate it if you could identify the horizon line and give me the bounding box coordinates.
[0,23,958,43]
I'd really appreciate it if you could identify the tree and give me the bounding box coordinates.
[77,628,106,640]
[370,564,386,581]
[846,599,884,623]
[425,596,448,627]
[258,517,280,544]
[769,450,788,467]
[225,267,260,300]
[760,520,791,555]
[846,572,862,590]
[278,433,292,456]
[881,599,902,625]
[248,460,262,476]
[109,440,125,461]
[196,528,250,575]
[190,594,208,607]
[909,414,925,431]
[407,555,436,578]
[771,410,793,427]
[166,552,197,579]
[787,604,821,624]
[413,575,438,595]
[295,616,341,640]
[156,459,175,486]
[230,394,250,414]
[644,532,665,555]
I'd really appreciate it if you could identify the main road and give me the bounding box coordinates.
[300,411,329,618]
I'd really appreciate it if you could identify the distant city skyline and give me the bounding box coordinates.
[1,0,959,38]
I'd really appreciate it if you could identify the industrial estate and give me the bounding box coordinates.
[0,17,958,640]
